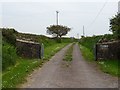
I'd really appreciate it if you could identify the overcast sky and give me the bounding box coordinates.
[1,0,119,38]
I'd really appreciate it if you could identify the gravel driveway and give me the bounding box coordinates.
[21,43,118,88]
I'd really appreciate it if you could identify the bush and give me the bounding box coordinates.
[2,42,17,71]
[2,28,17,46]
[110,14,120,40]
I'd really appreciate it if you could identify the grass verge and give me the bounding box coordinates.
[2,58,41,88]
[79,44,119,77]
[98,60,120,77]
[79,44,94,61]
[2,43,68,88]
[44,43,68,60]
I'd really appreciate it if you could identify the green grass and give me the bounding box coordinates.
[98,60,120,77]
[80,36,102,52]
[2,58,41,88]
[79,45,94,61]
[79,44,119,77]
[79,35,119,77]
[2,42,17,71]
[1,29,73,88]
[80,34,114,53]
[44,43,68,60]
[2,42,69,88]
[63,43,74,62]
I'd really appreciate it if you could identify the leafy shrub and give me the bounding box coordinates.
[2,28,17,46]
[110,13,120,40]
[2,42,17,71]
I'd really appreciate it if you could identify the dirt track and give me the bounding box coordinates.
[21,43,118,88]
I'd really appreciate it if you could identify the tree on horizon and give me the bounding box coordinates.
[46,25,71,42]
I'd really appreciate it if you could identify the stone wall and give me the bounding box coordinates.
[16,39,41,59]
[95,41,120,60]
